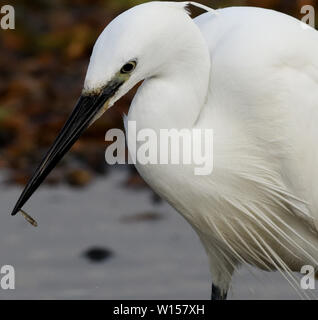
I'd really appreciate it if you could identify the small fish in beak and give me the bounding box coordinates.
[11,78,124,222]
[19,209,38,227]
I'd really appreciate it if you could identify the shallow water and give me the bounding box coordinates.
[0,168,316,300]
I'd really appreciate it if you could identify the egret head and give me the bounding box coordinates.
[11,1,207,217]
[83,1,195,111]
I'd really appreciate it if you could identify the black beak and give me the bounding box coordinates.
[11,79,123,217]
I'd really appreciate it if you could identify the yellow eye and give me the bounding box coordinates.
[120,61,136,74]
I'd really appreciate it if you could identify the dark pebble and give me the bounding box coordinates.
[82,247,113,263]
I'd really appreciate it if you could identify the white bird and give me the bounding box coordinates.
[12,1,318,299]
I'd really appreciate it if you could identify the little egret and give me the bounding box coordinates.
[11,1,318,299]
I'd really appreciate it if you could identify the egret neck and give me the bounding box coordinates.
[127,19,211,133]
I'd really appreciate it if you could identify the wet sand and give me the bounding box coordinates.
[0,168,316,300]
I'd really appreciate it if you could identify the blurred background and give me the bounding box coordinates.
[0,0,317,300]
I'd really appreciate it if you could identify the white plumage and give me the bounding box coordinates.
[13,1,318,299]
[84,2,318,298]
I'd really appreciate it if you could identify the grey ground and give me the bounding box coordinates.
[0,168,316,300]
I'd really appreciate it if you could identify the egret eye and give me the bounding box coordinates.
[120,61,136,74]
